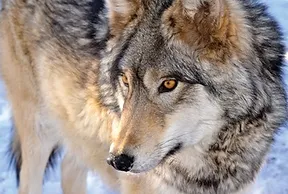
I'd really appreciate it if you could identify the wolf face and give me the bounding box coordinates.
[2,0,286,193]
[100,0,287,174]
[111,68,223,172]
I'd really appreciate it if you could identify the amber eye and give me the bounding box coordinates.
[121,74,129,87]
[159,79,178,93]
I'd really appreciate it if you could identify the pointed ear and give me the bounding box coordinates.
[163,0,249,63]
[181,0,228,44]
[105,0,141,36]
[182,0,225,18]
[106,0,132,14]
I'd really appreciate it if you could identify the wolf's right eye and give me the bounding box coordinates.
[121,74,129,87]
[159,79,178,93]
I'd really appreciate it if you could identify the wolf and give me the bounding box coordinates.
[0,0,287,194]
[0,0,119,193]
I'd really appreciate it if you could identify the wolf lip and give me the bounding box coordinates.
[163,143,183,161]
[130,143,183,173]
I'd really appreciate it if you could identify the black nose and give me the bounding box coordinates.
[106,153,134,172]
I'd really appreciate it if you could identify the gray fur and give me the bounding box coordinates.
[99,0,287,193]
[3,0,286,193]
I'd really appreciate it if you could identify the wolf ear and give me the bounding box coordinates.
[181,0,225,17]
[105,0,140,36]
[163,0,246,63]
[105,0,132,14]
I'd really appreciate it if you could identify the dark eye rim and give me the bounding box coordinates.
[119,72,129,87]
[158,79,178,93]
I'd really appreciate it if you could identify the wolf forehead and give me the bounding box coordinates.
[105,7,204,79]
[110,32,204,86]
[102,0,283,69]
[106,0,261,66]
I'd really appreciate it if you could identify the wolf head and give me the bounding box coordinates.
[100,0,286,173]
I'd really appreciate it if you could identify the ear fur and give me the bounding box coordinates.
[105,0,141,36]
[163,0,249,63]
[183,0,224,15]
[105,0,132,14]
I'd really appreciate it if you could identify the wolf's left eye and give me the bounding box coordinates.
[121,74,129,87]
[159,79,178,93]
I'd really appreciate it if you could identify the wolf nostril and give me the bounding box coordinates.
[114,154,134,172]
[106,155,115,167]
[106,153,134,172]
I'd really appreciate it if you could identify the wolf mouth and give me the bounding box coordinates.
[130,143,183,173]
[162,143,183,162]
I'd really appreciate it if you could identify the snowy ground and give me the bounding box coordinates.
[1,0,288,194]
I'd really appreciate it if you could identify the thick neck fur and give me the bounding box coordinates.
[153,104,286,194]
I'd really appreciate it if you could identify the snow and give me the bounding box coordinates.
[0,0,288,194]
